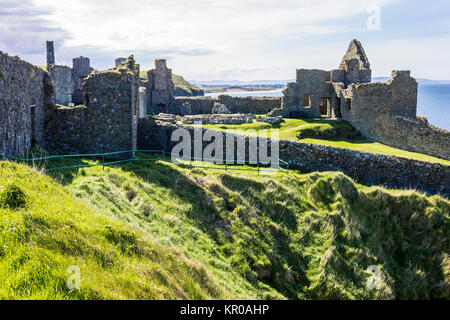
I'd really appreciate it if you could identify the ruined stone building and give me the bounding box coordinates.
[270,39,385,118]
[44,55,140,155]
[140,59,176,115]
[45,41,94,106]
[0,40,448,162]
[0,44,141,157]
[269,39,449,160]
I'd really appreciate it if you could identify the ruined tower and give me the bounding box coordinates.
[46,41,55,69]
[115,57,126,68]
[144,59,175,114]
[338,39,372,86]
[72,56,92,104]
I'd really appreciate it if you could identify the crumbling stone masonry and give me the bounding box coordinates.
[45,57,139,154]
[269,39,373,119]
[46,41,55,70]
[216,95,281,114]
[0,51,47,157]
[72,56,93,104]
[135,60,280,117]
[115,57,126,68]
[269,39,449,160]
[48,65,74,106]
[181,114,255,125]
[174,95,281,115]
[45,41,94,106]
[142,59,176,115]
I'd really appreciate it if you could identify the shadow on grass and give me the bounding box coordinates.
[117,160,310,299]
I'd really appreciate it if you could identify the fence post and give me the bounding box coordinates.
[102,155,105,170]
[76,156,79,172]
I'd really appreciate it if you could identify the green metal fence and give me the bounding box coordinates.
[0,150,289,174]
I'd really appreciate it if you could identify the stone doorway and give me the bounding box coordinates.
[334,97,341,118]
[30,105,36,145]
[319,97,330,117]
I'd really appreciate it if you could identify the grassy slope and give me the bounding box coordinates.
[192,119,450,165]
[0,161,248,300]
[29,157,450,300]
[172,74,204,96]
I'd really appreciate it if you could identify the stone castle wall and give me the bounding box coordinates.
[45,69,138,154]
[175,96,217,114]
[49,65,74,105]
[138,120,450,196]
[174,95,281,115]
[143,59,176,115]
[217,95,281,114]
[371,115,450,160]
[72,56,91,104]
[339,71,449,160]
[0,52,46,157]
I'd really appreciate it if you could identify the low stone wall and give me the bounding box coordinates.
[217,95,281,114]
[182,114,255,125]
[174,95,281,115]
[175,97,216,114]
[0,51,46,157]
[138,120,450,197]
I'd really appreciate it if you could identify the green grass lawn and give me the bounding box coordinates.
[190,118,450,165]
[1,156,448,299]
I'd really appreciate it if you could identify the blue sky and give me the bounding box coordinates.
[1,0,449,81]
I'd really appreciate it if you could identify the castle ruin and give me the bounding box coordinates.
[269,39,416,120]
[0,40,448,162]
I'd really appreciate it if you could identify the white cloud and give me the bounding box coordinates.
[4,0,448,80]
[33,0,393,47]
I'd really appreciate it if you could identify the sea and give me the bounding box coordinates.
[206,85,450,130]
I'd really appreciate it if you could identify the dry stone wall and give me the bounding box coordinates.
[216,95,281,114]
[175,97,216,114]
[174,95,281,115]
[0,52,46,157]
[138,120,450,197]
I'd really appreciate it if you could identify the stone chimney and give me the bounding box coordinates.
[46,41,55,70]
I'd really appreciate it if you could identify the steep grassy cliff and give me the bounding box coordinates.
[1,159,449,299]
[172,74,204,97]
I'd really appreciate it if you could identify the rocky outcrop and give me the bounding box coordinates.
[212,102,231,114]
[257,116,284,125]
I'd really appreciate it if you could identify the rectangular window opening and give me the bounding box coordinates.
[302,94,312,108]
[345,98,352,110]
